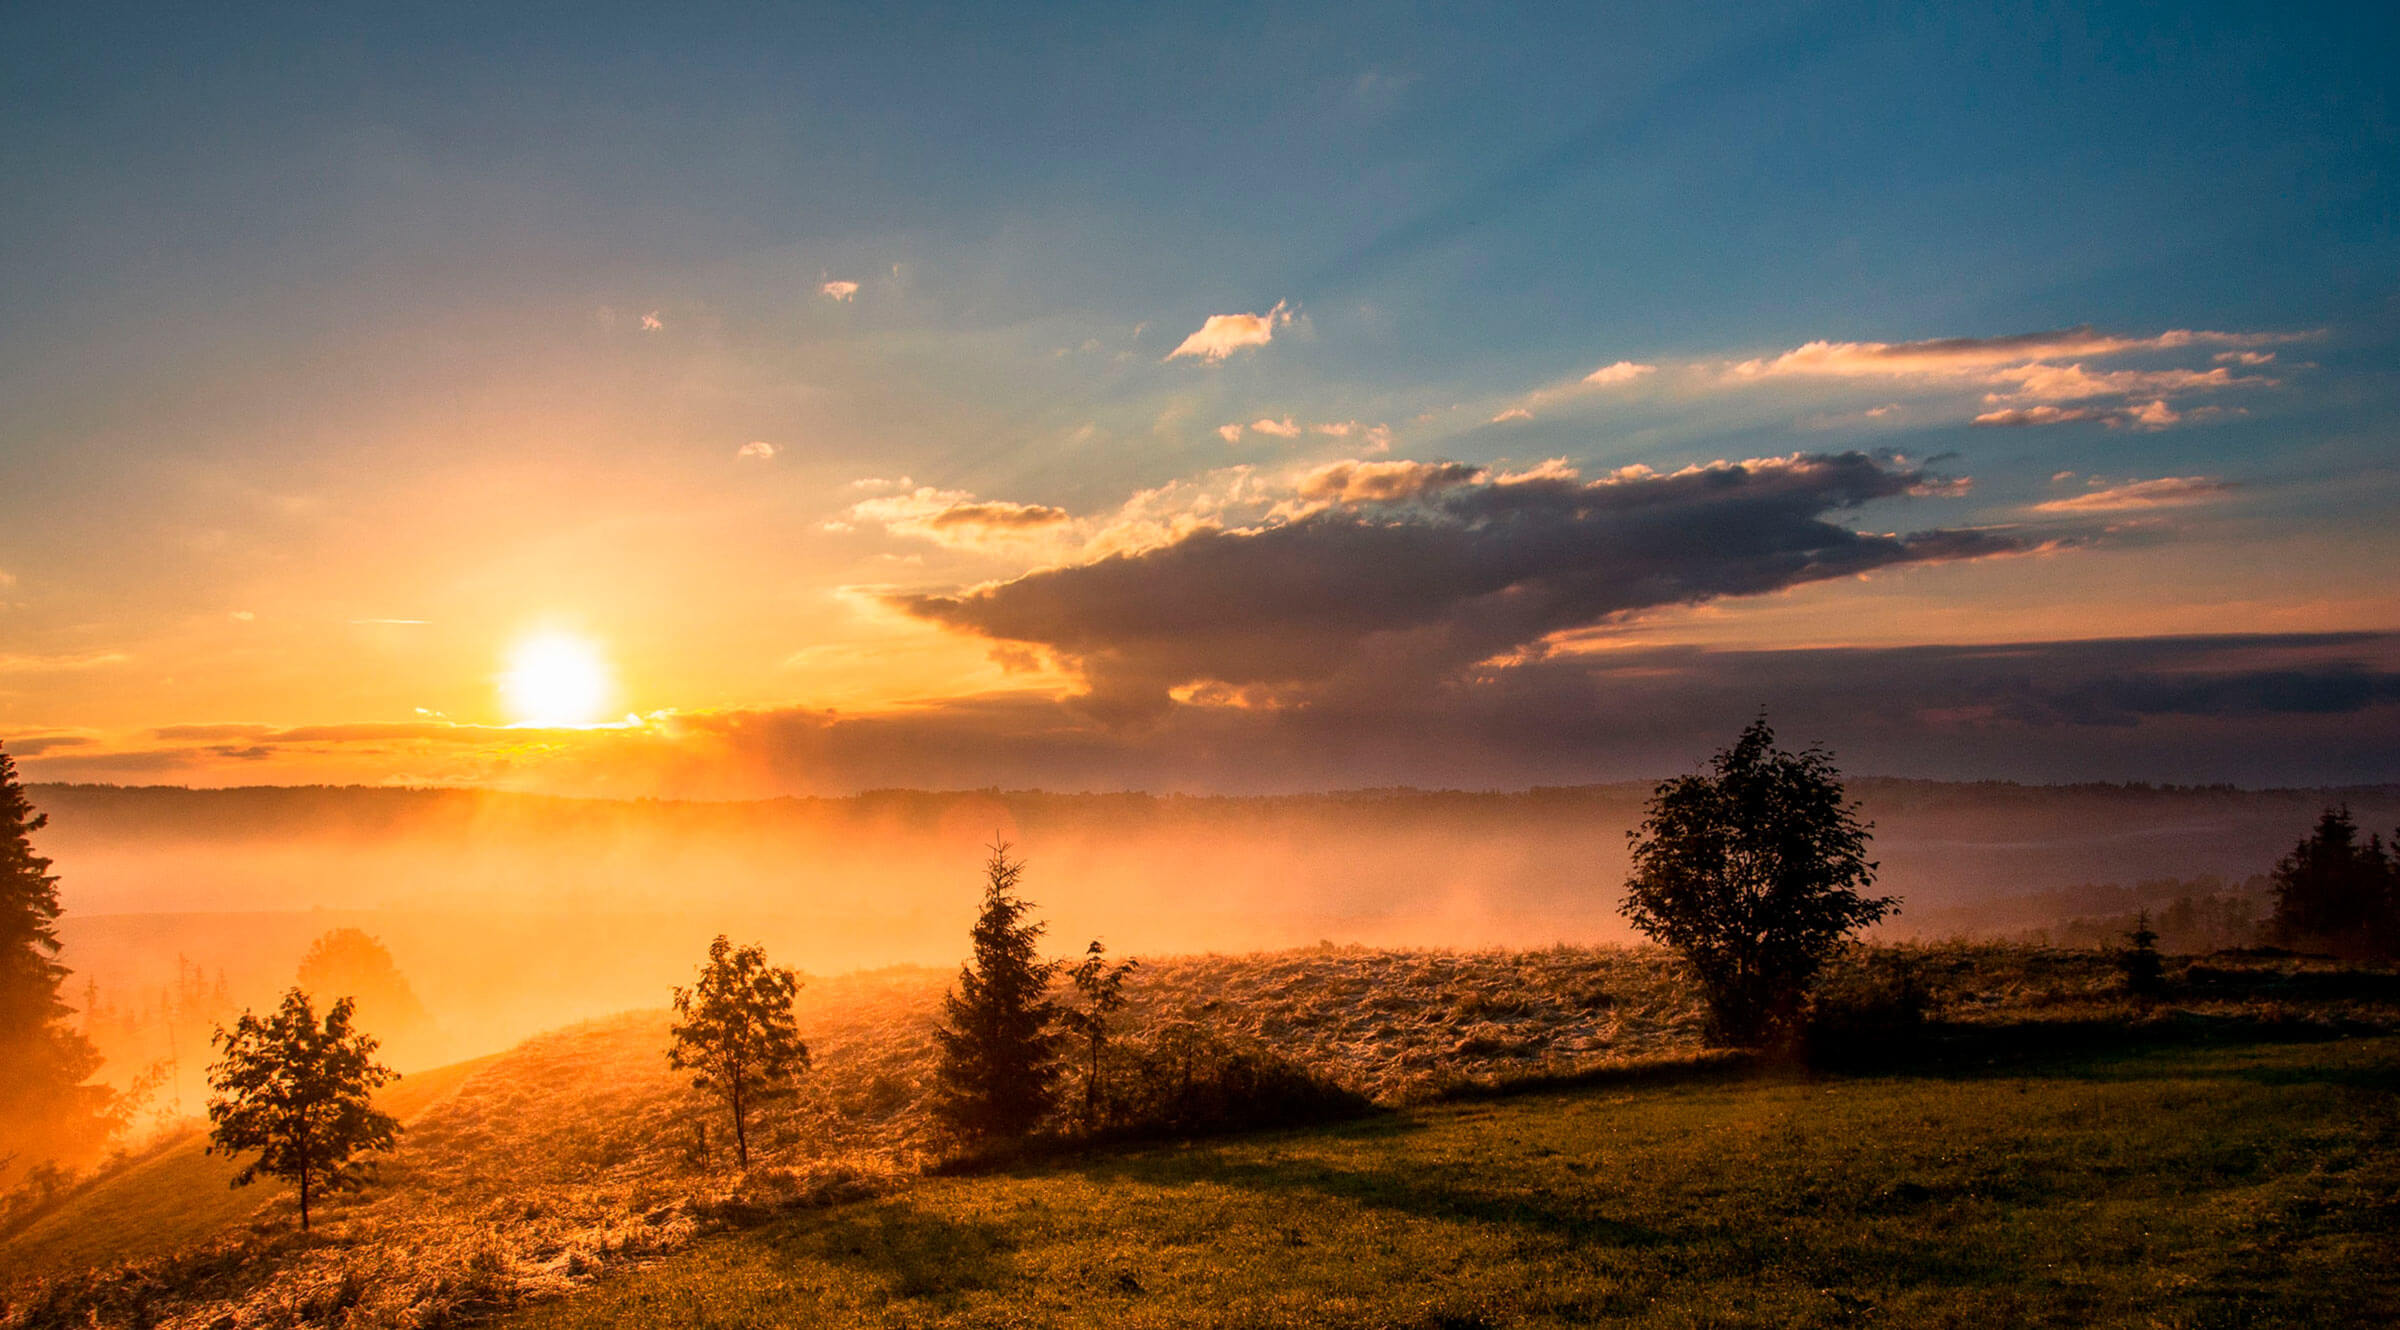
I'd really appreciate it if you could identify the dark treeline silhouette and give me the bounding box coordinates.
[2265,806,2397,959]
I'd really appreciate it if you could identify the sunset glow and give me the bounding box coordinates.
[499,633,613,729]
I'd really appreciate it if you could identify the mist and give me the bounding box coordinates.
[31,778,2397,1117]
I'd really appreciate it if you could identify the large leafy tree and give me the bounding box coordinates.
[1621,718,1894,1046]
[0,741,112,1178]
[2266,807,2395,958]
[933,841,1062,1142]
[206,988,400,1231]
[668,935,809,1169]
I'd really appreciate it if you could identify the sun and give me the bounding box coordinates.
[499,631,614,727]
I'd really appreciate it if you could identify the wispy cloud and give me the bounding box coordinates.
[821,280,859,302]
[1248,417,1301,438]
[1728,326,2303,380]
[1491,407,1534,423]
[1167,301,1293,362]
[640,311,664,332]
[1973,400,2187,430]
[2030,476,2238,513]
[737,440,778,461]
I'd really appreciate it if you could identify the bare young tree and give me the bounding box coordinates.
[669,935,809,1170]
[1062,940,1137,1131]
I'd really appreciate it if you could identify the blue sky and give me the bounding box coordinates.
[2,2,2396,791]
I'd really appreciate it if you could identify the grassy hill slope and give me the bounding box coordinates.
[0,1053,499,1279]
[503,1034,2400,1329]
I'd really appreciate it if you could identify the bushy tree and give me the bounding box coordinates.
[1621,718,1895,1046]
[206,988,399,1231]
[2266,807,2395,958]
[933,841,1062,1142]
[0,742,113,1176]
[297,928,431,1047]
[668,935,808,1169]
[1062,940,1137,1132]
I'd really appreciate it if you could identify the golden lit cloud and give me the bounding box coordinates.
[1582,360,1656,386]
[821,280,859,301]
[736,440,778,460]
[2029,476,2237,513]
[1166,300,1293,362]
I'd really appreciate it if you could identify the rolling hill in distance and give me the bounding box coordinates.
[36,779,2400,1087]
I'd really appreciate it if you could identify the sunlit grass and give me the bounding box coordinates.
[506,1036,2400,1329]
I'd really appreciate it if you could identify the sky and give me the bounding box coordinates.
[2,1,2396,794]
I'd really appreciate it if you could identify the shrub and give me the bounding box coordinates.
[1804,949,1938,1067]
[1094,1022,1369,1137]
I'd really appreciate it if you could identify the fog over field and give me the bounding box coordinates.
[39,780,2398,1096]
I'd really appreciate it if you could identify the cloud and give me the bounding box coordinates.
[2029,476,2237,513]
[1294,459,1486,505]
[821,280,860,302]
[1491,407,1534,423]
[737,441,778,461]
[847,487,1073,550]
[0,650,131,673]
[640,311,664,332]
[1582,360,1656,386]
[2215,350,2276,366]
[1728,326,2301,380]
[1249,417,1302,438]
[1217,424,1245,443]
[1167,300,1293,362]
[892,452,2028,713]
[1972,400,2186,430]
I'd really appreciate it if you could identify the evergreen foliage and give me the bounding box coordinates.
[2265,807,2396,958]
[2118,910,2166,998]
[1621,718,1894,1046]
[205,988,399,1231]
[1062,940,1137,1132]
[932,841,1062,1142]
[0,742,112,1177]
[668,935,809,1169]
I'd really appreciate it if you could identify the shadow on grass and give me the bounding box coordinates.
[1063,1129,1672,1249]
[1822,1012,2393,1087]
[767,1199,1019,1306]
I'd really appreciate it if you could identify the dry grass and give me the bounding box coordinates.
[6,942,2391,1329]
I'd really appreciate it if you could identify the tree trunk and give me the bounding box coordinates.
[731,1070,748,1169]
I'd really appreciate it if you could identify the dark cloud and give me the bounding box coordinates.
[895,453,2028,712]
[0,734,97,757]
[668,632,2400,793]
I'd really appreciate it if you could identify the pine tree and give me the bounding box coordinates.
[932,841,1062,1142]
[206,989,400,1231]
[2117,909,2165,998]
[2266,807,2395,958]
[668,935,809,1170]
[0,741,112,1177]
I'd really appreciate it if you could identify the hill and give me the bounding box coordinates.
[8,942,2397,1327]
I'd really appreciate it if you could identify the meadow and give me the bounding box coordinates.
[4,944,2395,1328]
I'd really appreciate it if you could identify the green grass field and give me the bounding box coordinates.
[503,1033,2400,1330]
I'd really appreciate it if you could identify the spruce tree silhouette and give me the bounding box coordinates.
[933,840,1062,1143]
[0,741,112,1177]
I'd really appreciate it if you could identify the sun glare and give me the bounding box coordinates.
[500,632,613,727]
